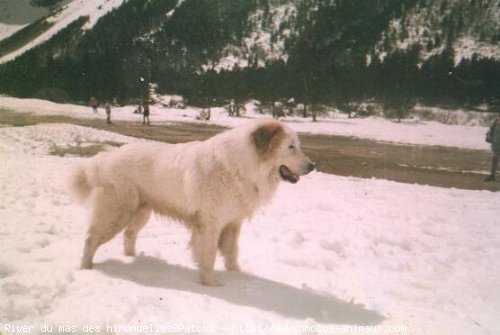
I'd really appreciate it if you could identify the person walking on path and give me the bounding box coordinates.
[143,101,150,126]
[89,97,98,113]
[485,117,500,182]
[105,102,112,124]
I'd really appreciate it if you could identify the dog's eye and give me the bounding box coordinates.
[288,145,295,150]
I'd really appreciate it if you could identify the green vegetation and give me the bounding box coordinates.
[0,0,498,113]
[0,18,54,58]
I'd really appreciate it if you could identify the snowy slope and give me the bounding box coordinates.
[206,3,299,72]
[374,0,500,64]
[0,0,125,64]
[0,23,26,41]
[0,122,499,334]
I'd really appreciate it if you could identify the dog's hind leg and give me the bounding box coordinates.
[190,220,221,286]
[123,206,152,256]
[81,188,130,269]
[218,221,242,272]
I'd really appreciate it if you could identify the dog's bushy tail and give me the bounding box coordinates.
[70,165,92,203]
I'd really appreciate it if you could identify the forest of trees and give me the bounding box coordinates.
[0,0,498,113]
[30,0,63,7]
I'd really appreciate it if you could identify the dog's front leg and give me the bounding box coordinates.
[218,221,242,272]
[190,222,221,286]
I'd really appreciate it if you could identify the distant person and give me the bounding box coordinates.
[228,99,235,116]
[485,117,500,182]
[143,102,150,126]
[104,102,112,124]
[89,97,98,113]
[272,101,278,119]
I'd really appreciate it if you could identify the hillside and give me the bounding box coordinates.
[0,0,498,110]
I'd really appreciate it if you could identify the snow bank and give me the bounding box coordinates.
[0,123,499,334]
[414,105,495,127]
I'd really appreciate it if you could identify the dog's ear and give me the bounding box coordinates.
[252,122,283,155]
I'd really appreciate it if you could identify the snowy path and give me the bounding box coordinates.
[1,123,499,334]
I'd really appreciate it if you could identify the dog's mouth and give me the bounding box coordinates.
[279,165,299,183]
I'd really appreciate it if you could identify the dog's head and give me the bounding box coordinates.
[252,120,315,183]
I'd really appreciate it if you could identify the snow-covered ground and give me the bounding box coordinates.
[0,98,499,334]
[0,96,493,151]
[0,23,26,41]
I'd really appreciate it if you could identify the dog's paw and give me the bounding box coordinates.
[80,260,93,270]
[225,262,241,272]
[124,250,136,257]
[200,274,223,287]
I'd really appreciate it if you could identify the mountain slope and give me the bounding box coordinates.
[373,0,500,64]
[0,0,498,109]
[0,0,126,64]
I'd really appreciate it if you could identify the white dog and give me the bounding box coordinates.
[71,119,314,285]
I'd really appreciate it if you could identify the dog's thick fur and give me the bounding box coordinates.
[71,119,314,285]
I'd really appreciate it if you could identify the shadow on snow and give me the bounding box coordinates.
[96,256,385,325]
